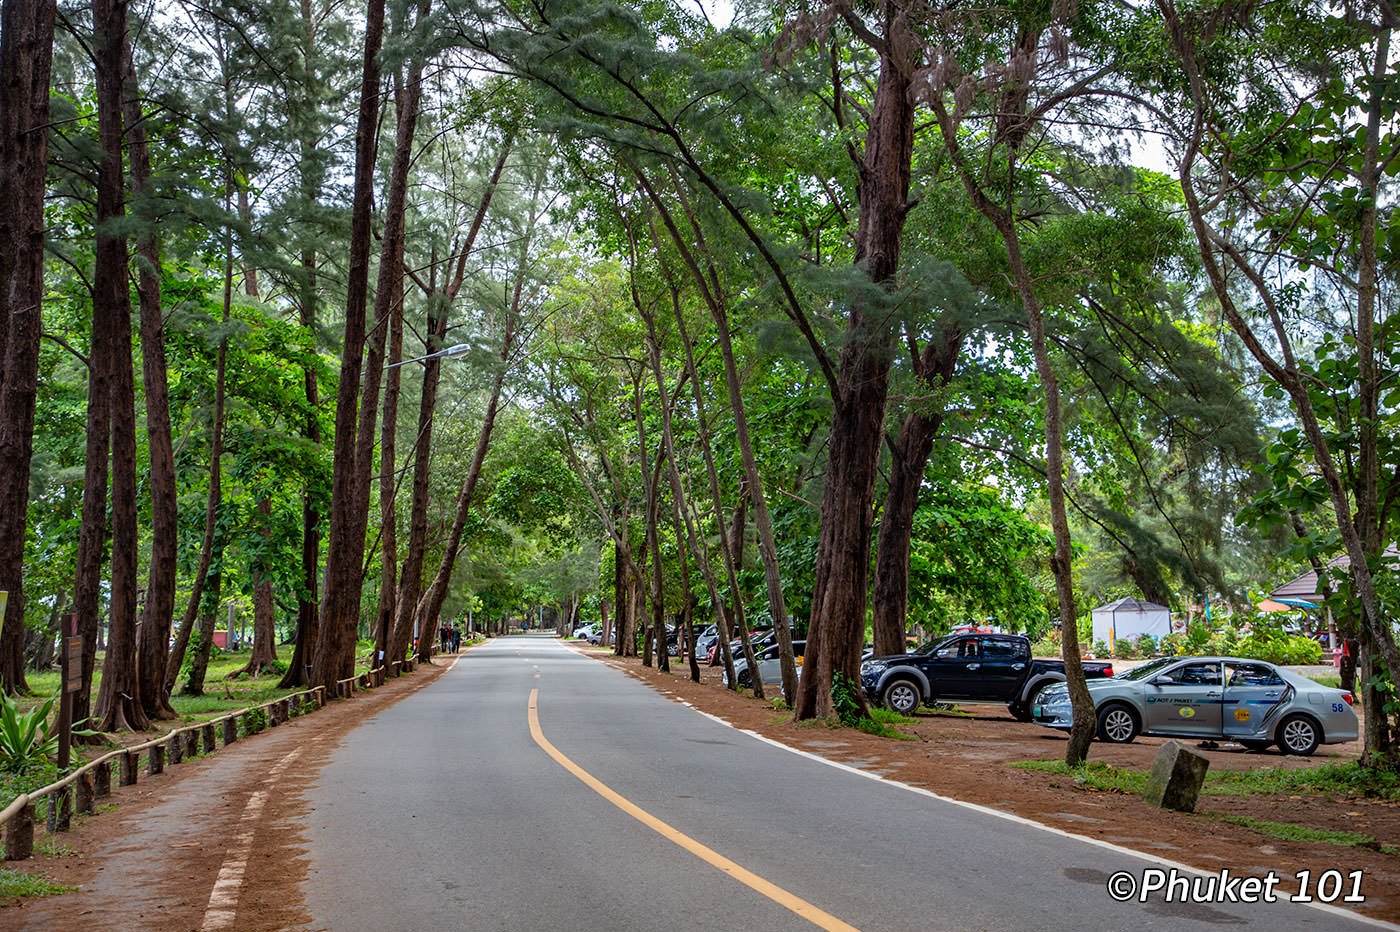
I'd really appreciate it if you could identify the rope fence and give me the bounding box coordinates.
[0,653,425,861]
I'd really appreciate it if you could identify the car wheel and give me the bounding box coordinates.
[1237,739,1272,752]
[1010,683,1051,722]
[736,669,751,688]
[1277,714,1321,756]
[881,679,922,715]
[1096,703,1138,743]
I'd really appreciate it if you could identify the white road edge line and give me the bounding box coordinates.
[672,700,1400,932]
[200,746,304,931]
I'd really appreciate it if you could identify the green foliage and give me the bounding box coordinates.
[1155,619,1322,665]
[905,481,1052,634]
[830,673,864,728]
[241,707,269,736]
[0,868,75,899]
[0,696,61,775]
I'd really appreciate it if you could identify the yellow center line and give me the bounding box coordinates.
[526,688,861,932]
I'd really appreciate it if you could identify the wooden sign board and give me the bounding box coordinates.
[64,637,82,692]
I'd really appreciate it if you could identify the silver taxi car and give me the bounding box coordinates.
[1031,655,1357,756]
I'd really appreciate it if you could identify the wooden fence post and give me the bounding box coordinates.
[94,760,111,798]
[167,733,183,765]
[202,723,216,754]
[149,744,165,775]
[222,717,237,745]
[75,770,94,815]
[4,802,34,861]
[183,730,200,758]
[121,751,140,786]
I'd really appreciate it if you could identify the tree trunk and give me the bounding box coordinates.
[166,217,231,692]
[367,21,428,670]
[667,294,744,688]
[794,30,913,721]
[631,365,670,673]
[391,139,512,665]
[279,0,326,691]
[314,0,388,690]
[183,567,221,696]
[237,496,279,676]
[413,327,512,661]
[91,0,147,733]
[28,592,62,672]
[374,279,402,671]
[650,173,798,700]
[871,325,964,657]
[122,40,179,720]
[647,291,721,686]
[0,0,56,696]
[389,298,446,666]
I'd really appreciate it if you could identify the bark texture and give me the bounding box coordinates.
[870,325,963,657]
[123,41,179,719]
[390,139,512,665]
[0,0,57,695]
[795,24,914,720]
[314,0,388,690]
[91,0,147,732]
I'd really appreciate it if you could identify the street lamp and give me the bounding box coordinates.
[386,343,471,369]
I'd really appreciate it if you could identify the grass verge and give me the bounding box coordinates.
[1209,813,1400,855]
[0,867,74,898]
[1011,759,1400,801]
[855,708,918,740]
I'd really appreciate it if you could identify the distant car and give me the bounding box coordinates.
[723,640,806,695]
[572,623,598,640]
[707,628,775,666]
[1031,656,1358,756]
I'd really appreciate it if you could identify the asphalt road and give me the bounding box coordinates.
[302,635,1384,931]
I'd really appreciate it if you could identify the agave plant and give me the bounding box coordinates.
[0,694,60,775]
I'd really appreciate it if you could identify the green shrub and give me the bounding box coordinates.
[830,673,863,727]
[241,707,269,736]
[0,695,59,775]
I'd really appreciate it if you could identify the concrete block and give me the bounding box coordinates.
[1142,739,1210,812]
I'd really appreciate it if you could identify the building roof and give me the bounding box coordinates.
[1092,596,1170,614]
[1270,547,1398,602]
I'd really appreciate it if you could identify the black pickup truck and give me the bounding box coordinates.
[859,633,1114,720]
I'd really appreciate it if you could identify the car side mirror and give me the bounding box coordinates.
[1152,675,1175,686]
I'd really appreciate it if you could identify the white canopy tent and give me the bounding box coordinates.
[1091,597,1171,648]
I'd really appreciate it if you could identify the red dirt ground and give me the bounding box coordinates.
[1,641,1396,928]
[592,647,1400,925]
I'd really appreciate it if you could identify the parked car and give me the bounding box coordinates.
[572,623,598,640]
[690,624,716,658]
[706,628,775,666]
[1030,655,1358,756]
[724,640,806,695]
[860,633,1114,719]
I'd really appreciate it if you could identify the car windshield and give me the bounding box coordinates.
[913,636,957,656]
[1116,656,1177,682]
